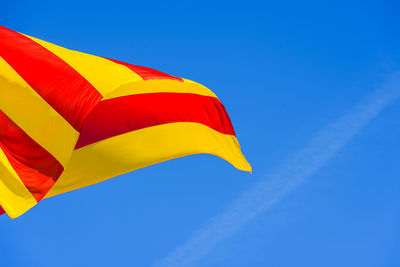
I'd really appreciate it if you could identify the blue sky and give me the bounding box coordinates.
[1,1,400,266]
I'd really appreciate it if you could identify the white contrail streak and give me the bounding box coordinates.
[154,72,400,267]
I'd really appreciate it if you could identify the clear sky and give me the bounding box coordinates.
[1,1,400,266]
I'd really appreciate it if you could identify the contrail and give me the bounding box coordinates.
[154,72,400,267]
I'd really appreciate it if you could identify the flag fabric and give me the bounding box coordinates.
[0,25,251,219]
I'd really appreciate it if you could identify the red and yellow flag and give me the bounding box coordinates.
[0,26,251,219]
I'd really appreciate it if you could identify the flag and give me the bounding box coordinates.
[0,25,251,219]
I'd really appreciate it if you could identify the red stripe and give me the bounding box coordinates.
[0,26,102,131]
[107,58,184,82]
[0,111,64,202]
[76,93,235,149]
[0,206,5,215]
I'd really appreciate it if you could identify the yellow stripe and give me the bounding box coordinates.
[45,122,251,198]
[24,34,143,96]
[103,79,217,100]
[0,146,37,219]
[0,56,79,166]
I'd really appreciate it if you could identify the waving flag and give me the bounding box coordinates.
[0,25,251,219]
